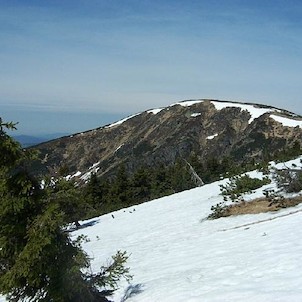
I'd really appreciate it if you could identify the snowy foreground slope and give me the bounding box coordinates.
[74,158,302,302]
[1,158,302,302]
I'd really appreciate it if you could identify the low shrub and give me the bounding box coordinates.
[220,174,271,202]
[207,202,229,219]
[273,168,302,193]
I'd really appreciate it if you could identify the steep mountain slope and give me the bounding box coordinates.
[31,99,302,179]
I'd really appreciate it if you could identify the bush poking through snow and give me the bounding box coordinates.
[262,188,286,208]
[273,168,302,193]
[207,202,229,219]
[208,175,271,219]
[220,174,271,202]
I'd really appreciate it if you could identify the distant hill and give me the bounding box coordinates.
[13,133,69,147]
[30,99,302,180]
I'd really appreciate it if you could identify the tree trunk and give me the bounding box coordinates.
[184,159,204,187]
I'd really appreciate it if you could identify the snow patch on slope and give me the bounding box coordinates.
[80,162,100,182]
[106,113,140,128]
[171,100,301,127]
[66,171,82,180]
[191,113,201,117]
[147,108,164,115]
[207,133,218,140]
[270,115,302,128]
[172,100,204,107]
[115,144,124,152]
[211,101,274,124]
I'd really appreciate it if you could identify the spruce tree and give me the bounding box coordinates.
[45,177,93,227]
[130,167,152,203]
[0,120,131,302]
[111,164,130,205]
[85,173,109,209]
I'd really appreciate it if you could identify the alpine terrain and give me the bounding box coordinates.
[2,156,301,302]
[31,99,302,182]
[1,99,302,301]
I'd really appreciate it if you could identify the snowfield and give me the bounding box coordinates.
[73,157,302,302]
[1,158,302,302]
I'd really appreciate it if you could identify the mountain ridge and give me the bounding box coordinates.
[30,99,302,180]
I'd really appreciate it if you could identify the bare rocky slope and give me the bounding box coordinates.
[31,99,302,180]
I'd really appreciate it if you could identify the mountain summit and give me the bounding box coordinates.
[32,99,302,180]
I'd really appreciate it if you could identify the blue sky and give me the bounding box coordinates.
[1,0,302,135]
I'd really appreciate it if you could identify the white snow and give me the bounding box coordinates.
[207,133,218,140]
[91,100,302,131]
[80,162,101,182]
[270,157,302,170]
[115,144,124,152]
[81,169,100,182]
[106,113,140,128]
[72,171,81,177]
[191,113,201,117]
[2,157,302,302]
[66,170,82,180]
[172,100,204,107]
[71,156,302,302]
[270,115,302,128]
[147,108,164,115]
[171,100,299,127]
[211,101,275,124]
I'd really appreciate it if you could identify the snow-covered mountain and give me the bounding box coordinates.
[74,157,302,301]
[30,99,302,180]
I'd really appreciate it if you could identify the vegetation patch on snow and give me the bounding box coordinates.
[209,195,302,218]
[208,157,302,220]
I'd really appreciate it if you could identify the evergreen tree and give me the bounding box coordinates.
[130,167,152,203]
[0,120,131,301]
[151,164,173,198]
[85,173,110,209]
[45,177,93,227]
[170,159,194,192]
[111,164,131,205]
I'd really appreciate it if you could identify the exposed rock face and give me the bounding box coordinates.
[31,99,302,179]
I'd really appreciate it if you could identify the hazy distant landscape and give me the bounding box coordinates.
[12,133,70,147]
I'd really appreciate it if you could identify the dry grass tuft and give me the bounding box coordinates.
[221,195,302,217]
